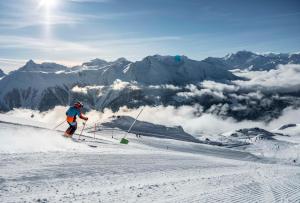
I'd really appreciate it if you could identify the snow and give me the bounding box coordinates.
[122,63,132,73]
[0,123,91,153]
[101,115,200,143]
[0,68,5,79]
[272,124,300,144]
[1,114,300,202]
[273,123,300,137]
[219,50,300,71]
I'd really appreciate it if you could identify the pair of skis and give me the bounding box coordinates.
[71,137,97,148]
[61,121,98,148]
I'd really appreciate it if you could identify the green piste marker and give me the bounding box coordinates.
[120,138,129,144]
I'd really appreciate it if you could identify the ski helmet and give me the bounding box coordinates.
[74,101,83,108]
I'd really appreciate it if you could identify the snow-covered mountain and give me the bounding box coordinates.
[17,60,69,72]
[204,50,300,71]
[273,123,300,137]
[0,55,238,111]
[81,58,109,68]
[123,55,238,85]
[101,115,200,143]
[0,68,6,78]
[222,127,277,141]
[1,52,300,122]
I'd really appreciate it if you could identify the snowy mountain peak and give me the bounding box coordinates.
[142,55,188,67]
[113,57,130,64]
[19,61,68,72]
[82,58,109,67]
[0,69,5,78]
[20,60,38,71]
[263,53,288,58]
[26,59,36,66]
[235,50,257,57]
[124,54,239,85]
[223,50,257,62]
[210,50,300,71]
[150,54,187,61]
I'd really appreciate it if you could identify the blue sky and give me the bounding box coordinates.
[0,0,300,72]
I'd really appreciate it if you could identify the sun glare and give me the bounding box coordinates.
[38,0,58,10]
[37,0,59,38]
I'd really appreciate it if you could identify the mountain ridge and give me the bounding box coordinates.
[1,51,300,121]
[206,50,300,71]
[0,54,239,112]
[0,69,5,78]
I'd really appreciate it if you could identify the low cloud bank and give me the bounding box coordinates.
[5,105,300,136]
[233,64,300,93]
[110,105,300,136]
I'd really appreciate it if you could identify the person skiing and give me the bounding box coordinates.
[64,102,88,137]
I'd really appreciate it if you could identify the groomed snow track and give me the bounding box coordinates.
[1,119,300,202]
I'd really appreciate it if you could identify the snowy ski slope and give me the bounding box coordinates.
[0,115,300,202]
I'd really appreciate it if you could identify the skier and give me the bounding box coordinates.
[64,102,88,137]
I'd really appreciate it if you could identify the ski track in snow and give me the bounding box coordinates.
[1,152,300,203]
[1,120,300,202]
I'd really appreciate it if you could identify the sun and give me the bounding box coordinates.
[37,0,60,37]
[38,0,58,10]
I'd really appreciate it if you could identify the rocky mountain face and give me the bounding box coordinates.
[205,51,300,71]
[225,128,276,140]
[0,55,238,112]
[123,55,239,85]
[0,69,6,78]
[101,115,200,143]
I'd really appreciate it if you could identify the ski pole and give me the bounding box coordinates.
[94,123,96,140]
[79,121,87,140]
[124,107,144,138]
[53,120,66,130]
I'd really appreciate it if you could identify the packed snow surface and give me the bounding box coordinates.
[1,115,300,202]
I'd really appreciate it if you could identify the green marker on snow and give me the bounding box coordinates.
[120,138,129,144]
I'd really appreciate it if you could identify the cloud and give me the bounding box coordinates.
[0,35,95,52]
[69,0,110,3]
[0,58,86,73]
[0,0,152,29]
[149,84,181,90]
[0,13,80,29]
[233,64,300,93]
[177,84,225,100]
[268,107,300,129]
[72,85,105,95]
[107,105,300,136]
[0,35,179,52]
[111,79,139,90]
[8,104,300,138]
[0,34,182,72]
[145,64,300,122]
[201,80,238,92]
[0,58,28,73]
